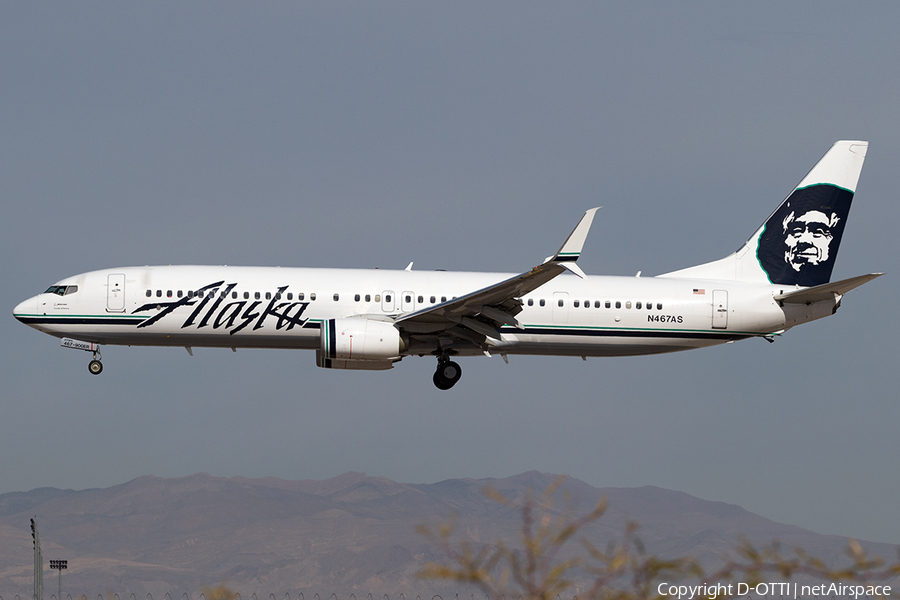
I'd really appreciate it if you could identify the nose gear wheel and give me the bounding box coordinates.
[88,347,103,375]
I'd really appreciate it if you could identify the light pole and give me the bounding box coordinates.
[31,519,43,600]
[49,559,66,600]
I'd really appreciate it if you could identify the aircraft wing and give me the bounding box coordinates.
[773,273,883,304]
[394,208,599,345]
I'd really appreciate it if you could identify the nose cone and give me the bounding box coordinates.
[13,296,37,324]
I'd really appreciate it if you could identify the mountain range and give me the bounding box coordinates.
[1,471,896,597]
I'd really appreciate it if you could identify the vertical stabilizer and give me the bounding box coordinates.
[660,141,868,286]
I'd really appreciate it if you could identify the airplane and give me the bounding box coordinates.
[14,141,881,390]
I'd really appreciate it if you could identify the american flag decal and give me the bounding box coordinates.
[693,288,705,295]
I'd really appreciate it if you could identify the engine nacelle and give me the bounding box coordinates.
[316,318,403,370]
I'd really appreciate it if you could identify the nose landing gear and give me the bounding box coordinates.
[88,355,103,375]
[60,338,103,375]
[433,358,462,390]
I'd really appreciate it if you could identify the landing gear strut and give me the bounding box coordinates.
[88,348,103,375]
[60,338,104,375]
[433,358,462,390]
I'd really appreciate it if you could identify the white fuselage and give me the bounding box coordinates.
[13,142,874,388]
[14,265,824,359]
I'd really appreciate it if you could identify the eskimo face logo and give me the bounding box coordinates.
[782,209,840,272]
[756,184,853,287]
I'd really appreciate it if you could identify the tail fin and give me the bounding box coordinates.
[661,141,868,286]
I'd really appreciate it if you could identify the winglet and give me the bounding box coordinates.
[546,207,600,264]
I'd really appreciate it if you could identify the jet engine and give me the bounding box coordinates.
[316,317,404,370]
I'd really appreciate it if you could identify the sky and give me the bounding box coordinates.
[2,3,899,545]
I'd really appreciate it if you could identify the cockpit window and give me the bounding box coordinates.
[44,285,77,296]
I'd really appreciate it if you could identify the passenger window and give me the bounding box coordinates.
[605,301,611,308]
[626,301,632,309]
[385,294,391,302]
[275,293,282,300]
[405,295,411,303]
[594,300,601,308]
[441,296,447,302]
[156,290,162,298]
[287,293,293,300]
[146,290,152,297]
[418,295,424,303]
[615,301,621,309]
[584,299,589,307]
[558,299,564,307]
[430,296,436,303]
[365,294,371,302]
[333,293,339,301]
[166,290,172,298]
[243,292,249,299]
[354,294,360,302]
[198,291,205,298]
[527,298,533,306]
[540,299,546,307]
[255,292,261,300]
[636,302,642,309]
[310,293,316,301]
[374,294,380,302]
[574,300,580,308]
[266,292,272,300]
[298,293,305,301]
[657,303,663,310]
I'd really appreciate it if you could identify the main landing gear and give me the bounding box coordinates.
[433,358,462,390]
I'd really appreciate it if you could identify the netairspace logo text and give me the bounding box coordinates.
[657,582,892,599]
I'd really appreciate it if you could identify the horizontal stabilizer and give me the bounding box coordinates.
[774,273,883,304]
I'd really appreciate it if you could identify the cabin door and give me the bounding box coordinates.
[401,291,416,312]
[107,273,126,313]
[381,290,395,312]
[712,289,728,329]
